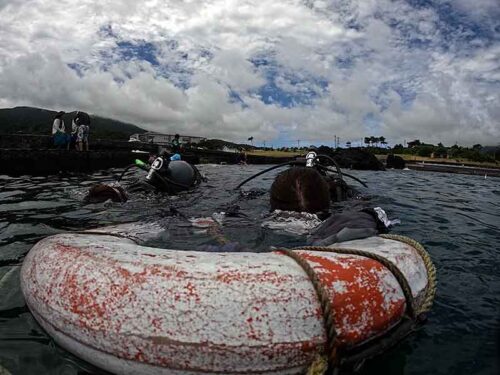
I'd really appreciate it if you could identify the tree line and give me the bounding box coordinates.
[370,139,499,163]
[363,136,387,147]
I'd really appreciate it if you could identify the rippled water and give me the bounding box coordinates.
[0,165,499,375]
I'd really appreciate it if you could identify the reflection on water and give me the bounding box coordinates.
[1,166,499,375]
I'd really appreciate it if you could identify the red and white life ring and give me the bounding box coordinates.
[21,226,433,375]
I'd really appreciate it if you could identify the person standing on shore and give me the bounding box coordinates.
[171,134,181,153]
[51,111,67,149]
[74,111,91,151]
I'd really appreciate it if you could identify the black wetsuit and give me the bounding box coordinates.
[307,208,388,246]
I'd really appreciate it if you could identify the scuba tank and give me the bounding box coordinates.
[145,154,197,193]
[167,160,196,191]
[145,155,170,189]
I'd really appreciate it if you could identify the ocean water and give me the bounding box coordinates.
[0,165,499,375]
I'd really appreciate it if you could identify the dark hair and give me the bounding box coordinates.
[74,111,91,125]
[174,134,180,138]
[54,111,65,119]
[270,167,330,213]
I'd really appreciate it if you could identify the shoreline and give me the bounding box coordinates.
[375,153,500,170]
[405,161,500,177]
[1,136,498,177]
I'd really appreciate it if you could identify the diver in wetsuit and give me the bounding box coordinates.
[131,151,201,194]
[268,150,361,217]
[85,151,202,203]
[171,134,181,153]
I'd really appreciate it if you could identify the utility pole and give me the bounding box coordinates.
[297,139,300,148]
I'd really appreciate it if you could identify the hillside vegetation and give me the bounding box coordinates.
[0,106,146,140]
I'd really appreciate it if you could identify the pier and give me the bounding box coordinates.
[0,134,293,176]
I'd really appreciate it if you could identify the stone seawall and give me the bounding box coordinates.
[0,134,157,152]
[0,134,53,149]
[0,135,296,176]
[0,149,139,176]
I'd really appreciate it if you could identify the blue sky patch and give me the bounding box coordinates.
[250,54,328,108]
[370,80,418,112]
[406,0,499,50]
[115,41,159,66]
[255,74,328,108]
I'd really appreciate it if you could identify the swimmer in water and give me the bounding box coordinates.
[270,166,331,215]
[84,152,203,203]
[235,150,366,214]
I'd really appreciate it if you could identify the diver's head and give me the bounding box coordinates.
[270,166,330,214]
[85,184,127,203]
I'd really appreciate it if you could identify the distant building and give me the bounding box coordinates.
[129,132,206,145]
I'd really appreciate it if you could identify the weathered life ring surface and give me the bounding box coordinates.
[21,232,428,375]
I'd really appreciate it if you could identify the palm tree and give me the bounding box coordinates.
[379,136,386,147]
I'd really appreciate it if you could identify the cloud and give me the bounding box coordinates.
[0,0,498,146]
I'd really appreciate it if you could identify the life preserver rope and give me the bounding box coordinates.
[380,234,437,315]
[279,235,437,375]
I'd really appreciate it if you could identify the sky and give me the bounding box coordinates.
[0,0,499,147]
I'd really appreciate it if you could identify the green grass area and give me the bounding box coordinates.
[246,150,303,158]
[376,154,500,168]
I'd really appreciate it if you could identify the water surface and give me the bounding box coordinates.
[0,165,499,374]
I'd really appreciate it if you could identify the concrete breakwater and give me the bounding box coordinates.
[0,134,293,176]
[0,134,156,176]
[0,148,294,176]
[407,161,500,177]
[0,134,157,152]
[0,148,140,176]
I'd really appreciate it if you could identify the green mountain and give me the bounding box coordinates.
[0,106,147,140]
